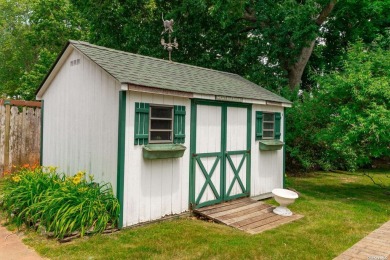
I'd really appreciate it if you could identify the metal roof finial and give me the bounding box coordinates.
[161,14,178,62]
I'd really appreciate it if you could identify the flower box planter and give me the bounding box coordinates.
[143,144,186,159]
[259,140,284,151]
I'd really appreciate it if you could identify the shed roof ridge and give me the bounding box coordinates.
[69,40,245,78]
[63,40,291,105]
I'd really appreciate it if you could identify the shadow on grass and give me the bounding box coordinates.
[288,172,390,205]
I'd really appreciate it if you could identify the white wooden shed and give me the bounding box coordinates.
[36,40,292,228]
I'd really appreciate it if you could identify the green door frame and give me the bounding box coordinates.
[189,99,252,209]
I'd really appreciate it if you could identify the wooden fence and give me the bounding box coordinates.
[0,100,41,176]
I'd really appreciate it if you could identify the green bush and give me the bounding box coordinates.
[1,166,119,239]
[285,40,390,172]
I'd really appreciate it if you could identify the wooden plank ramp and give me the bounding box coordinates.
[193,197,303,234]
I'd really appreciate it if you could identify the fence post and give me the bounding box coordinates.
[3,100,11,175]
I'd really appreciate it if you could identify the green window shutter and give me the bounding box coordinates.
[134,102,149,145]
[274,112,281,140]
[174,105,186,144]
[255,111,263,140]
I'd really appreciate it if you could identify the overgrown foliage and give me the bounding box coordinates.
[0,165,119,239]
[286,40,390,171]
[0,0,88,99]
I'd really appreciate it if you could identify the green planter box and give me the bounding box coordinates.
[143,144,186,159]
[259,140,284,151]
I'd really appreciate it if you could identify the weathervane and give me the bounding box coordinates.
[160,14,178,62]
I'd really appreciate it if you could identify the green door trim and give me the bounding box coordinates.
[189,99,252,209]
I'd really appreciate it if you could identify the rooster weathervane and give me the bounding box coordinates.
[160,14,178,62]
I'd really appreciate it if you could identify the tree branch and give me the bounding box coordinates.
[316,0,337,26]
[239,26,258,33]
[243,6,257,23]
[362,171,390,195]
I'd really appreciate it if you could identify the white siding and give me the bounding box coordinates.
[250,104,284,197]
[41,49,120,193]
[194,105,222,204]
[226,107,248,197]
[123,91,190,226]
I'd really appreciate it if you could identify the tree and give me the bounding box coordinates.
[230,0,336,89]
[286,39,390,171]
[0,0,36,98]
[16,0,88,100]
[70,0,248,73]
[71,0,389,92]
[0,0,88,100]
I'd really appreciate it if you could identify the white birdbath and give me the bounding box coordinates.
[272,188,299,216]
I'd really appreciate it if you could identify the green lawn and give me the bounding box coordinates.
[2,170,390,260]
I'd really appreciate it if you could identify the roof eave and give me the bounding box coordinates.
[36,41,74,99]
[123,83,292,107]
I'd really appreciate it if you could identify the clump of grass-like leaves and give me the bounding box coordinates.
[1,165,119,239]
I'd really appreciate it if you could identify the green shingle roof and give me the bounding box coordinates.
[70,40,291,104]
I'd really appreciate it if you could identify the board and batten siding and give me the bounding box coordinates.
[225,106,248,197]
[250,104,284,197]
[194,104,222,204]
[123,91,190,226]
[41,48,120,193]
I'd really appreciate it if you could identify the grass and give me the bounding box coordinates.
[1,169,389,259]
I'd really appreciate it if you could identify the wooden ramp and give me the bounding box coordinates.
[193,198,303,234]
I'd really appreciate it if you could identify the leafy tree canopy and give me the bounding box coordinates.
[286,38,390,171]
[1,0,389,98]
[71,0,389,92]
[0,0,88,99]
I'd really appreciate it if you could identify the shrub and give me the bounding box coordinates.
[285,40,390,172]
[1,166,119,239]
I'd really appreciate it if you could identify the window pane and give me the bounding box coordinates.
[151,107,172,118]
[263,113,274,121]
[150,131,172,141]
[151,119,172,130]
[263,122,274,130]
[263,131,274,138]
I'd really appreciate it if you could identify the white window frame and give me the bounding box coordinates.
[149,105,174,144]
[262,112,275,139]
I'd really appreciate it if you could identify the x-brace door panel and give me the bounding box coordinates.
[194,153,222,207]
[190,101,251,209]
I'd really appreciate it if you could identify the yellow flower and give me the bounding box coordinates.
[72,176,81,185]
[76,171,85,177]
[12,176,21,183]
[48,166,57,173]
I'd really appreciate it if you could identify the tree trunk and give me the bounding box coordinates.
[287,40,316,89]
[287,1,336,89]
[241,1,336,90]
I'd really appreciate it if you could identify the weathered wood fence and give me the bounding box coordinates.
[0,100,41,176]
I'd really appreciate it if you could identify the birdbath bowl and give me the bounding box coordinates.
[272,188,299,217]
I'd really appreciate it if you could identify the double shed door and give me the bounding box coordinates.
[190,100,251,209]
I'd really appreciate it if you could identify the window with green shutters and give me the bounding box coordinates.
[255,111,281,140]
[134,102,186,145]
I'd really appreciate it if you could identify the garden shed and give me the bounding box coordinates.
[36,40,292,228]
